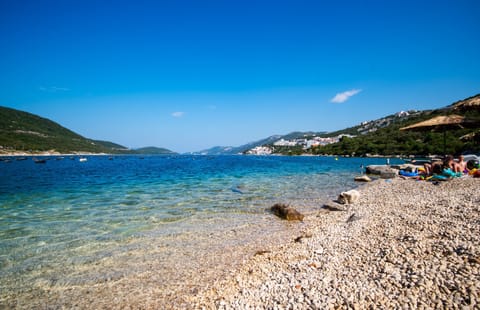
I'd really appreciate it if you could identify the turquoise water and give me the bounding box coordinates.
[0,155,401,305]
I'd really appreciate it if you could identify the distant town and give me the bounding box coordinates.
[246,134,355,155]
[246,110,418,155]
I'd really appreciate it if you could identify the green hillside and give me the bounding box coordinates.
[0,106,149,154]
[255,94,480,156]
[134,146,176,154]
[312,95,480,156]
[0,106,106,153]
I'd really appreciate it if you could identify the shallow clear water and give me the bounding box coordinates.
[0,155,401,305]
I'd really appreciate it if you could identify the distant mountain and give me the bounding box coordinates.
[134,146,176,155]
[0,106,174,154]
[192,135,283,155]
[231,135,283,154]
[191,146,236,155]
[94,140,130,151]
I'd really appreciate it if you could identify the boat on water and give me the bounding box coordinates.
[33,158,47,164]
[79,157,88,162]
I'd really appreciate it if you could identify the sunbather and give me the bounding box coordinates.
[423,155,462,179]
[423,157,446,176]
[454,155,467,173]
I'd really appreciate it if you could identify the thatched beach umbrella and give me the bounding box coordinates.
[400,114,469,131]
[451,95,480,111]
[400,114,480,156]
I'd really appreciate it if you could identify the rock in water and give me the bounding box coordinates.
[270,203,304,221]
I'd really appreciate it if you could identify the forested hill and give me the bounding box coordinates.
[0,106,175,154]
[313,94,480,156]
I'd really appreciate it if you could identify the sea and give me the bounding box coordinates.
[0,155,402,306]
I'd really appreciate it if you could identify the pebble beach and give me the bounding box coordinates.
[2,169,479,309]
[193,177,480,309]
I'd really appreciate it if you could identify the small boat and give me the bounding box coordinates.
[79,157,88,162]
[33,158,47,164]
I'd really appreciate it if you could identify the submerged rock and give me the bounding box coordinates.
[270,203,304,221]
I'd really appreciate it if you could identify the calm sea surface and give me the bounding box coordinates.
[0,155,402,305]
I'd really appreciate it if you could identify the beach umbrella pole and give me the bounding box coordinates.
[443,131,446,157]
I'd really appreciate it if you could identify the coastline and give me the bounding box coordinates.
[1,158,478,308]
[0,151,109,157]
[192,177,480,308]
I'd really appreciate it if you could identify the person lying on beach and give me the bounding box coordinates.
[454,155,467,173]
[423,155,463,180]
[423,158,444,176]
[443,155,456,171]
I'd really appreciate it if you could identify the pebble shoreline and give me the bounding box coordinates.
[192,177,480,309]
[2,177,479,309]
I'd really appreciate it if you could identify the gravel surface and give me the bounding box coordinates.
[193,177,480,309]
[3,177,478,309]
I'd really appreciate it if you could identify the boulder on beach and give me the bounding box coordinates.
[270,203,304,221]
[337,189,361,204]
[354,175,371,182]
[366,165,398,179]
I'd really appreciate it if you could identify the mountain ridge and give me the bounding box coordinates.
[0,106,175,155]
[2,93,479,156]
[195,94,480,156]
[190,135,283,155]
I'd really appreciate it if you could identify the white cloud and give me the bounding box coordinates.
[172,111,185,118]
[331,89,362,103]
[39,86,70,92]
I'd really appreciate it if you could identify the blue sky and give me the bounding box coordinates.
[1,0,479,153]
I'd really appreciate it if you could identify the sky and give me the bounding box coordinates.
[1,0,479,153]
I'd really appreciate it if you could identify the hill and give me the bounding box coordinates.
[192,135,283,155]
[134,146,176,155]
[191,146,237,155]
[0,106,175,155]
[311,95,480,156]
[94,140,130,151]
[312,95,480,156]
[239,94,480,156]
